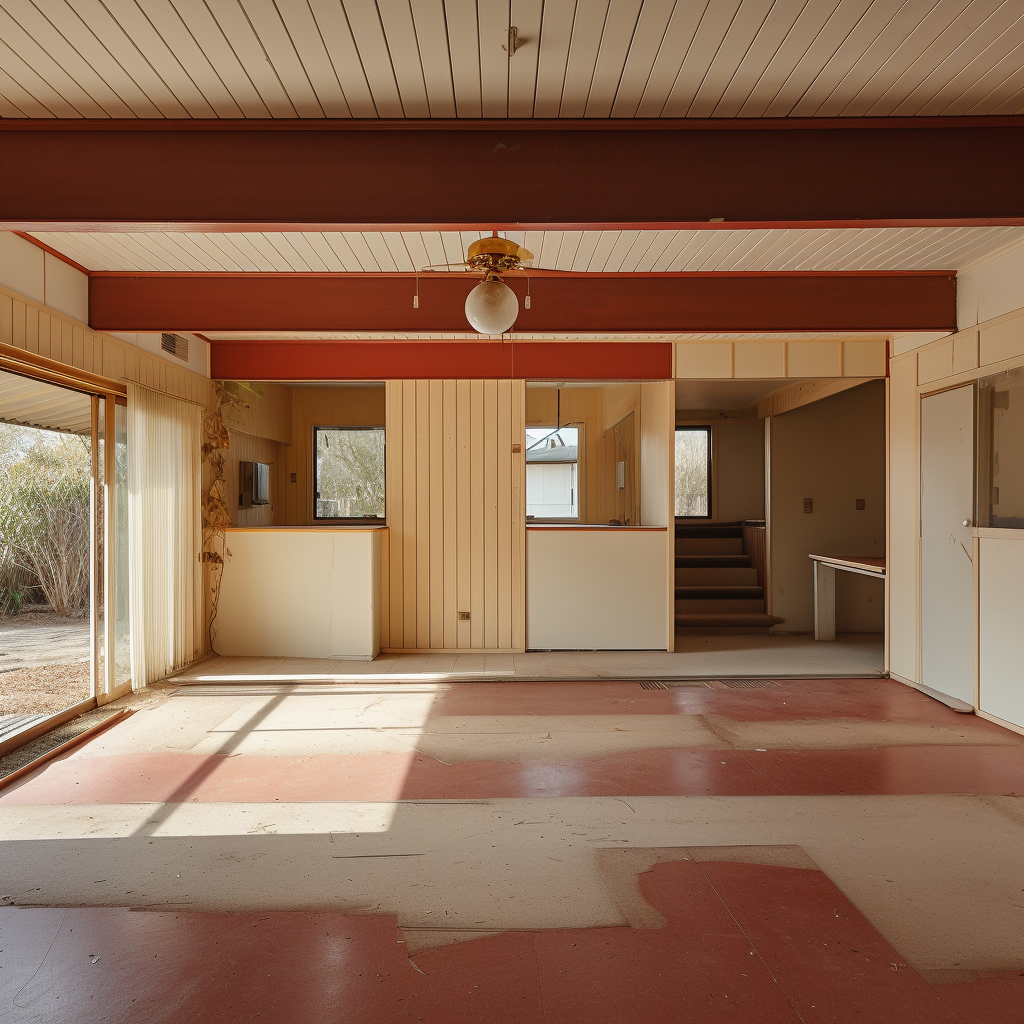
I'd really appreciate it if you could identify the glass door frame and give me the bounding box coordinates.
[0,345,129,707]
[98,393,130,705]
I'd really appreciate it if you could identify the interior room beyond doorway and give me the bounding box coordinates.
[673,376,885,677]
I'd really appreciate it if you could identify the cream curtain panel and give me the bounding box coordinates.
[127,383,203,690]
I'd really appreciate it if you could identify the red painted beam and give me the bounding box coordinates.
[210,341,673,381]
[89,272,956,333]
[2,118,1023,229]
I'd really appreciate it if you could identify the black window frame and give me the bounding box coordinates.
[674,424,713,520]
[312,424,386,523]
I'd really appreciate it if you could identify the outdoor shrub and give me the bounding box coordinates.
[0,424,92,617]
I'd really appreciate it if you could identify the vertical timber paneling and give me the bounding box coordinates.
[442,379,458,649]
[0,283,211,407]
[384,378,525,652]
[456,380,472,649]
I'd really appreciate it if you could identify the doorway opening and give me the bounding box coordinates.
[0,368,129,743]
[672,377,885,677]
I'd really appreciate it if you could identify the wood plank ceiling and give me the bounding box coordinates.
[0,0,1022,120]
[32,226,1024,273]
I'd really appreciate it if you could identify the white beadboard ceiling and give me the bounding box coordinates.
[0,0,1022,120]
[31,226,1024,273]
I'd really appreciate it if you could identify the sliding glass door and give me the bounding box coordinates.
[0,369,130,736]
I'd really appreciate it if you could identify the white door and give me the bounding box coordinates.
[921,386,975,705]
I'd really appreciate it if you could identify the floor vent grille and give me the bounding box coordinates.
[714,678,779,689]
[637,680,669,690]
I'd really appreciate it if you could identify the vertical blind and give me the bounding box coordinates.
[127,383,203,689]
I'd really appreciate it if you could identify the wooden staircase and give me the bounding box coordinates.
[675,522,784,634]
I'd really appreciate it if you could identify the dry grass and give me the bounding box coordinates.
[0,661,91,716]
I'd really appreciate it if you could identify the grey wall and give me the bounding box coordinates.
[716,417,765,523]
[770,381,886,633]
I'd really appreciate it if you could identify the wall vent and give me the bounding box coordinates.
[161,333,189,362]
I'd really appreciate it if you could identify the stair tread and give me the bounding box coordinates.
[675,612,785,626]
[675,586,764,599]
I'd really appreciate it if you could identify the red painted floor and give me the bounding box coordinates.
[3,858,999,1024]
[4,743,1023,805]
[3,677,1022,1022]
[4,678,1022,806]
[432,678,992,726]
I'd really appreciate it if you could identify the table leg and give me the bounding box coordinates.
[814,561,836,641]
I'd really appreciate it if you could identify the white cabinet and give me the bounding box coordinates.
[215,528,382,660]
[979,531,1024,731]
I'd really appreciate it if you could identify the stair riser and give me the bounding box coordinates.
[675,526,743,539]
[676,556,751,569]
[675,627,775,635]
[675,538,744,555]
[675,567,758,586]
[675,599,766,613]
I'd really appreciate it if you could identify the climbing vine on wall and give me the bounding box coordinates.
[201,380,262,645]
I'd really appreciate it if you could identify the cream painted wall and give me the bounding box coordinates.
[0,232,44,305]
[887,285,1024,727]
[0,233,90,324]
[958,240,1024,330]
[770,381,886,634]
[716,418,765,523]
[888,356,919,683]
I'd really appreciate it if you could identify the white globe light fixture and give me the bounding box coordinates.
[465,272,519,334]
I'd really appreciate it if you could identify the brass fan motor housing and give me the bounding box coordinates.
[465,237,534,273]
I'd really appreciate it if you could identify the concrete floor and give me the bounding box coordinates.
[0,674,1020,1022]
[186,632,885,683]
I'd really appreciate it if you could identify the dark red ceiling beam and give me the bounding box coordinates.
[2,118,1023,229]
[211,341,673,381]
[88,272,956,333]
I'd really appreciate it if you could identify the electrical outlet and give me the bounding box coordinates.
[855,498,866,510]
[459,611,471,621]
[803,498,813,514]
[512,444,522,454]
[290,472,297,483]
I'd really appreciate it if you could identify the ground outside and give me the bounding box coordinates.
[1,675,1022,1023]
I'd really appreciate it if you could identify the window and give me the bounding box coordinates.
[526,426,579,520]
[675,426,711,518]
[313,426,385,520]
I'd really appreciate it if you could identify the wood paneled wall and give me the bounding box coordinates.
[283,385,385,525]
[225,429,282,529]
[526,385,641,526]
[382,379,525,653]
[221,381,292,444]
[0,283,210,405]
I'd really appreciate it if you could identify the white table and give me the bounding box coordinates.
[808,554,886,641]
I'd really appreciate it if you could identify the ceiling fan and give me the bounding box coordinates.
[418,233,534,334]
